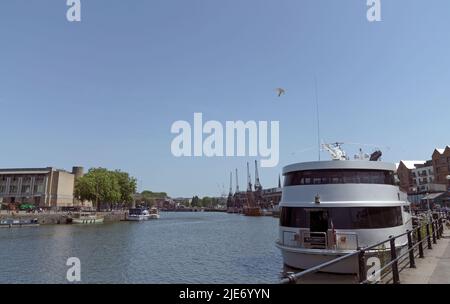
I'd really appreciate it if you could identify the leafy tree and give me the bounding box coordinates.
[75,168,135,211]
[113,170,137,206]
[191,196,200,207]
[201,196,212,208]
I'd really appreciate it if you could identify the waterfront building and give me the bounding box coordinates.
[0,166,83,209]
[432,146,450,189]
[411,160,435,193]
[397,160,427,193]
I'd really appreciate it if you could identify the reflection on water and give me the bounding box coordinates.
[0,212,283,283]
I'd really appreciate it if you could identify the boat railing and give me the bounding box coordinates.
[280,210,449,284]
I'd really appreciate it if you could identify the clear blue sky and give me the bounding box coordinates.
[1,0,449,197]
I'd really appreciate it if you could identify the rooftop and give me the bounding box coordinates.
[400,160,426,170]
[435,146,450,155]
[283,160,396,174]
[0,167,72,175]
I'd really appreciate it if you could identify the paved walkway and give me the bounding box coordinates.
[400,226,450,284]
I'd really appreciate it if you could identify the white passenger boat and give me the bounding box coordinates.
[72,212,104,224]
[126,208,150,221]
[276,143,413,274]
[148,207,160,219]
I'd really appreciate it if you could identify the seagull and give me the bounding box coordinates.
[276,88,286,97]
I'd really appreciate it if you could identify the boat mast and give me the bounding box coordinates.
[229,171,233,196]
[235,168,239,193]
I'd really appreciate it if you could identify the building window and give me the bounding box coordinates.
[21,185,31,194]
[0,185,4,193]
[33,184,44,194]
[9,185,18,193]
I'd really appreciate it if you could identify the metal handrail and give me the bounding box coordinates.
[363,219,446,284]
[279,211,448,284]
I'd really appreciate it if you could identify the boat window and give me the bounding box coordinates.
[280,206,403,229]
[284,169,395,186]
[279,207,308,228]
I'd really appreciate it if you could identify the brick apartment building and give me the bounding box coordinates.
[432,146,450,188]
[397,146,450,207]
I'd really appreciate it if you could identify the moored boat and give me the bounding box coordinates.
[126,208,150,221]
[148,207,160,219]
[243,206,262,216]
[72,212,104,224]
[276,144,413,274]
[0,218,39,228]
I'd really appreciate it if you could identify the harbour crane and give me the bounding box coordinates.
[254,160,262,192]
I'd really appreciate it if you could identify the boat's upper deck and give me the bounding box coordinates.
[280,160,405,206]
[283,160,395,175]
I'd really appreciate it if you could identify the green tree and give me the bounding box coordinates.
[139,190,167,207]
[191,196,200,207]
[201,196,212,208]
[113,170,137,207]
[75,168,131,211]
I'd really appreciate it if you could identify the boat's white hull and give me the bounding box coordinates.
[72,217,104,224]
[276,243,358,274]
[148,214,160,219]
[126,215,149,221]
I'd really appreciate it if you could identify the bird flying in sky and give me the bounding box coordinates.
[276,88,286,97]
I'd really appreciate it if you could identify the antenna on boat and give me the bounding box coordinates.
[314,76,321,161]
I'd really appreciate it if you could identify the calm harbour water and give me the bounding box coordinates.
[0,212,284,283]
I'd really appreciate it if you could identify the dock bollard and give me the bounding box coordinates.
[389,237,400,284]
[407,230,416,268]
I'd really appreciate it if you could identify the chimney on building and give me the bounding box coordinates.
[72,166,84,180]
